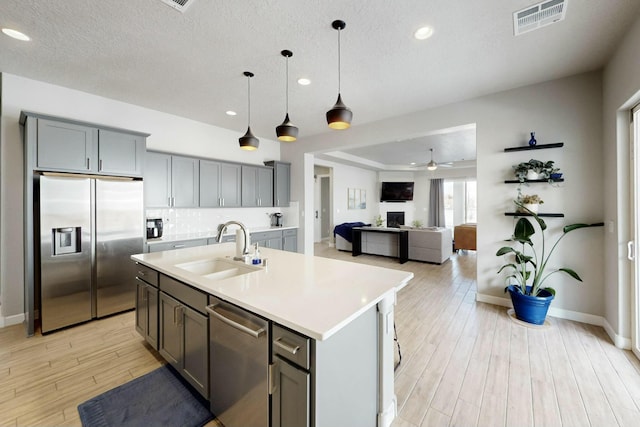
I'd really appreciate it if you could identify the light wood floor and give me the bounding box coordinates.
[2,245,640,427]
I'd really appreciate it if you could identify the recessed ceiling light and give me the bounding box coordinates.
[2,28,30,41]
[414,26,434,40]
[297,78,311,86]
[226,110,237,116]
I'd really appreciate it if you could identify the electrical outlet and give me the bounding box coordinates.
[608,220,614,233]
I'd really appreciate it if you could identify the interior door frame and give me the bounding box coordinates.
[632,106,640,358]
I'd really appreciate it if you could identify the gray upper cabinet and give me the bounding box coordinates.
[36,119,98,173]
[97,129,145,176]
[242,165,273,207]
[172,156,199,207]
[31,115,145,177]
[265,161,291,207]
[199,160,241,208]
[145,152,199,208]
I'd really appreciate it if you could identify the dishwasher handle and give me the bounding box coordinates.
[206,303,265,339]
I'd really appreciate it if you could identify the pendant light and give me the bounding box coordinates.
[276,50,299,142]
[427,148,438,171]
[239,71,259,151]
[326,20,352,130]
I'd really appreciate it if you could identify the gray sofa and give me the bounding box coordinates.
[400,226,453,264]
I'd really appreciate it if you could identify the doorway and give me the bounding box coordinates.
[314,166,332,243]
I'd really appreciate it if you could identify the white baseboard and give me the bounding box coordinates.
[0,312,25,328]
[476,294,616,334]
[603,317,632,350]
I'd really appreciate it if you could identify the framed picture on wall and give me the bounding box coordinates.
[348,188,366,209]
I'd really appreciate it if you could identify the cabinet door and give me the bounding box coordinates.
[220,162,242,207]
[199,160,222,207]
[146,286,159,350]
[267,236,283,250]
[258,167,274,207]
[145,152,172,208]
[135,281,147,338]
[242,166,258,207]
[274,162,291,207]
[98,129,144,176]
[172,156,200,207]
[36,119,97,172]
[181,306,209,398]
[272,357,310,427]
[283,233,297,253]
[159,292,182,366]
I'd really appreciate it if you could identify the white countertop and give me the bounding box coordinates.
[146,225,298,246]
[131,243,413,341]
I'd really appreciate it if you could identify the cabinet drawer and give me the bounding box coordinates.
[207,234,236,245]
[251,230,282,242]
[273,324,310,370]
[135,262,158,287]
[148,239,207,253]
[283,229,297,237]
[159,274,208,314]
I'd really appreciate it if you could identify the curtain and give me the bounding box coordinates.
[428,178,445,227]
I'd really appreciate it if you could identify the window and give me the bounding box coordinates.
[444,178,477,229]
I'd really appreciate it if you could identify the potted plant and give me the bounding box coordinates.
[513,159,560,183]
[411,219,423,228]
[496,203,601,324]
[516,194,543,213]
[374,215,385,227]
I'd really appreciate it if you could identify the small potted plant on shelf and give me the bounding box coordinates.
[374,215,385,227]
[516,194,543,214]
[411,219,423,228]
[496,203,601,325]
[513,159,560,183]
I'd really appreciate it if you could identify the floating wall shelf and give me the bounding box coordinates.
[504,212,565,218]
[504,142,564,152]
[504,179,564,184]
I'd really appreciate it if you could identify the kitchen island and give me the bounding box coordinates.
[132,243,413,427]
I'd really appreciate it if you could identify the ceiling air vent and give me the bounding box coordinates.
[513,0,567,36]
[159,0,194,13]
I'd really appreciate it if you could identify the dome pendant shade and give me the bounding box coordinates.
[327,19,352,130]
[326,93,352,129]
[275,50,298,142]
[239,126,259,151]
[276,113,298,142]
[239,71,259,151]
[426,148,438,170]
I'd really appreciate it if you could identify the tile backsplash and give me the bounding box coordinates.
[146,203,298,236]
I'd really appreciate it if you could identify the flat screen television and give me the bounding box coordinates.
[380,182,414,202]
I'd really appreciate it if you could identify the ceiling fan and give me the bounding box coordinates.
[411,148,453,170]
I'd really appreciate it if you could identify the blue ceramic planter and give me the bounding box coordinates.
[507,285,554,325]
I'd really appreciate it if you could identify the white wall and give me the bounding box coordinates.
[0,73,280,321]
[284,70,605,325]
[602,14,640,346]
[314,159,378,232]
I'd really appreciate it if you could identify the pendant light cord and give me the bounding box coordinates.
[285,55,289,114]
[247,74,251,127]
[337,27,341,93]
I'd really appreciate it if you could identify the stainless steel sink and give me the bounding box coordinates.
[174,258,259,280]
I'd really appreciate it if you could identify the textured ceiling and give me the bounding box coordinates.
[1,0,639,167]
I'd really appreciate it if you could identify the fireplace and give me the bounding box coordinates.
[387,212,405,228]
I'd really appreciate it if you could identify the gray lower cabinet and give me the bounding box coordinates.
[147,238,208,253]
[242,165,273,207]
[251,230,283,250]
[272,358,310,427]
[264,161,291,207]
[283,229,297,253]
[199,159,241,208]
[159,277,209,398]
[145,152,199,208]
[27,114,146,177]
[134,264,159,350]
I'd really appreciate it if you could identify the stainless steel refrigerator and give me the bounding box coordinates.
[38,174,143,333]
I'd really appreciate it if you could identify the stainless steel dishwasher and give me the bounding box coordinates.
[206,296,269,427]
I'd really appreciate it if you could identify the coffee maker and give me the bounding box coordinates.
[146,218,163,238]
[270,213,283,227]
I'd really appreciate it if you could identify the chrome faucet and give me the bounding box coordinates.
[217,220,251,261]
